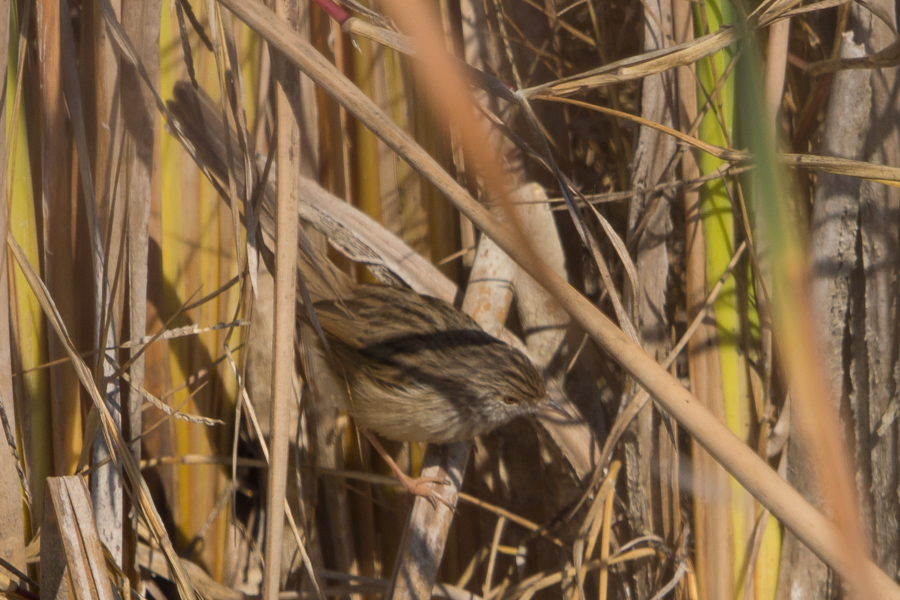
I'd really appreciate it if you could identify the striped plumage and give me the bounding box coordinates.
[302,283,548,443]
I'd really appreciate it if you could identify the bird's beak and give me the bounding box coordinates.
[540,397,575,421]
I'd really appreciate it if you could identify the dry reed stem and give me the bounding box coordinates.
[259,0,305,595]
[7,236,198,600]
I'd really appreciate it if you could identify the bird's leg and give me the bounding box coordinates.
[361,430,452,509]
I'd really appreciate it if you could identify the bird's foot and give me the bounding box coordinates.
[393,470,453,509]
[362,429,454,509]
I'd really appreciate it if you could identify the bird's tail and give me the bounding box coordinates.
[166,80,351,304]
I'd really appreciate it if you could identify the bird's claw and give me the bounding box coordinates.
[396,472,454,509]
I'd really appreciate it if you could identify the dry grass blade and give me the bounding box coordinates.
[296,183,458,300]
[782,152,900,184]
[573,461,620,597]
[6,236,197,600]
[582,199,640,339]
[750,0,807,24]
[42,477,116,600]
[114,369,223,427]
[260,4,307,596]
[0,5,26,578]
[540,96,749,162]
[482,516,506,599]
[520,27,741,98]
[597,466,617,600]
[547,165,749,205]
[494,551,652,599]
[342,17,413,55]
[116,321,249,350]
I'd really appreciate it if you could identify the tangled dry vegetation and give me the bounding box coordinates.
[3,0,900,599]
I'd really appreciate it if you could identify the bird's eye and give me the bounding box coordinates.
[503,396,519,405]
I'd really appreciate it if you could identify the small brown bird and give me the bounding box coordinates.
[168,81,558,503]
[302,282,548,444]
[297,277,550,502]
